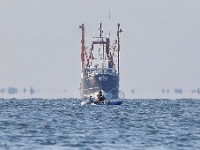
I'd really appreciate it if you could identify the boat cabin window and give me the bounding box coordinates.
[84,68,116,77]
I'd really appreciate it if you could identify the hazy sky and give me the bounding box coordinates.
[0,0,200,98]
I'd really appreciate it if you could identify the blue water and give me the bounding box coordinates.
[0,99,200,150]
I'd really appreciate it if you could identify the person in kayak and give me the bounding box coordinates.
[89,96,93,103]
[95,90,106,103]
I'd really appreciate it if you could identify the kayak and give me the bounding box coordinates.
[95,101,122,105]
[81,100,122,106]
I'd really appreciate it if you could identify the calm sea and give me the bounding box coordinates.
[0,98,200,150]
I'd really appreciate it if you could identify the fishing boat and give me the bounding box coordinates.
[79,23,123,99]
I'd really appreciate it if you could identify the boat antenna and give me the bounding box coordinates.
[109,9,111,38]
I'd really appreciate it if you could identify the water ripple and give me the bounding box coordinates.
[0,99,200,149]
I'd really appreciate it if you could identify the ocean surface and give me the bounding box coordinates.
[0,98,200,150]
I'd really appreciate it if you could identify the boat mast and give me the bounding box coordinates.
[100,22,102,39]
[99,23,105,60]
[79,24,85,70]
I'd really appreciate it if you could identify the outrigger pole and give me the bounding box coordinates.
[117,23,122,75]
[79,24,85,70]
